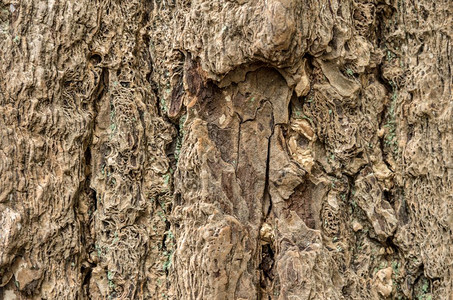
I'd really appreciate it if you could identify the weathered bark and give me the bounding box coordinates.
[0,0,452,299]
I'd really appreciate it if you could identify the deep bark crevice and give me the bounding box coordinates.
[76,66,108,297]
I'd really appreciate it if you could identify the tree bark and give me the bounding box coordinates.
[0,0,451,299]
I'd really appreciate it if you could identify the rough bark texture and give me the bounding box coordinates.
[0,0,452,299]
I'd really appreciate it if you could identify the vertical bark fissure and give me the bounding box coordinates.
[78,66,108,297]
[235,112,242,173]
[258,100,275,299]
[263,114,275,221]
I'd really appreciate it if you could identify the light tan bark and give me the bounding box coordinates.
[0,0,451,299]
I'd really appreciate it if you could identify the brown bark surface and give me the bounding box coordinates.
[0,0,452,299]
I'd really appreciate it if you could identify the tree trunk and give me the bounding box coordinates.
[0,0,451,299]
